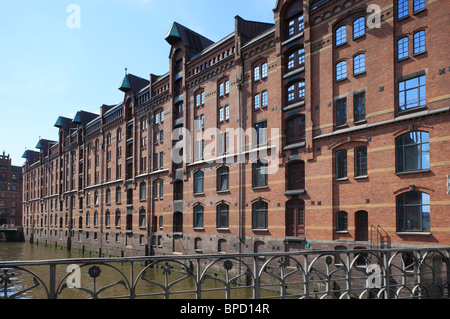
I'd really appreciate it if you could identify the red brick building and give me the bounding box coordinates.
[22,0,449,256]
[0,153,23,227]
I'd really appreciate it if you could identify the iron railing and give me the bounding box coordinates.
[0,247,448,299]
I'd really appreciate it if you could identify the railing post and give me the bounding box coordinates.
[49,264,56,299]
[253,256,260,299]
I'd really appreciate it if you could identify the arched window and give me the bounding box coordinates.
[336,211,348,232]
[216,203,229,229]
[336,61,347,81]
[116,187,121,203]
[287,48,305,71]
[413,30,426,54]
[398,37,409,60]
[287,81,305,103]
[353,17,365,39]
[355,146,368,177]
[395,131,429,173]
[105,211,111,227]
[217,166,229,192]
[115,211,121,228]
[335,150,348,179]
[336,26,347,46]
[194,171,204,194]
[396,191,430,232]
[94,211,98,227]
[105,188,111,204]
[139,208,146,228]
[94,191,99,206]
[193,205,204,228]
[139,182,147,201]
[398,0,409,20]
[252,200,268,230]
[353,54,365,75]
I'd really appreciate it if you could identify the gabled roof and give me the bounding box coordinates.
[72,110,99,126]
[165,22,215,55]
[119,69,150,96]
[36,139,56,151]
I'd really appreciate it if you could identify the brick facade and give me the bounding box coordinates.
[22,0,450,256]
[0,153,23,227]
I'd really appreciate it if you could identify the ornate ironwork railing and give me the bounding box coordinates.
[0,247,449,299]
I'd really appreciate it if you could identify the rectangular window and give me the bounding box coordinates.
[336,98,347,127]
[160,152,164,169]
[398,75,426,111]
[353,92,366,122]
[398,0,409,19]
[219,108,224,122]
[413,0,425,12]
[201,92,205,105]
[196,94,201,107]
[225,80,230,95]
[159,180,164,198]
[219,83,224,97]
[336,61,347,81]
[252,161,268,188]
[255,121,267,147]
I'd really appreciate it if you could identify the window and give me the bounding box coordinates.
[115,211,121,227]
[94,191,99,206]
[261,63,268,79]
[336,98,347,127]
[94,211,98,227]
[287,115,305,144]
[105,189,111,204]
[225,105,230,120]
[355,146,368,177]
[139,182,146,201]
[287,82,305,103]
[254,66,260,82]
[86,212,90,227]
[288,15,304,38]
[216,203,229,229]
[219,108,224,122]
[398,0,409,19]
[252,161,268,188]
[252,200,268,230]
[159,180,164,198]
[352,92,366,123]
[194,171,204,194]
[105,211,111,227]
[398,75,426,111]
[255,121,267,147]
[261,92,268,108]
[225,80,230,95]
[153,181,158,199]
[336,26,347,46]
[217,166,229,192]
[398,37,409,60]
[335,150,348,179]
[336,211,348,232]
[397,191,430,232]
[353,54,365,75]
[288,49,304,70]
[413,0,425,12]
[413,31,425,54]
[336,61,347,81]
[193,205,204,228]
[353,17,365,39]
[254,94,260,110]
[139,209,146,228]
[287,161,305,190]
[396,131,429,173]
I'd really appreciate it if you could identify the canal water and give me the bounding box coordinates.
[0,242,256,299]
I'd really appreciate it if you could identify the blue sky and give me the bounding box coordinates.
[0,0,276,166]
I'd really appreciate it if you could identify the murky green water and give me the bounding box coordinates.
[0,242,259,299]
